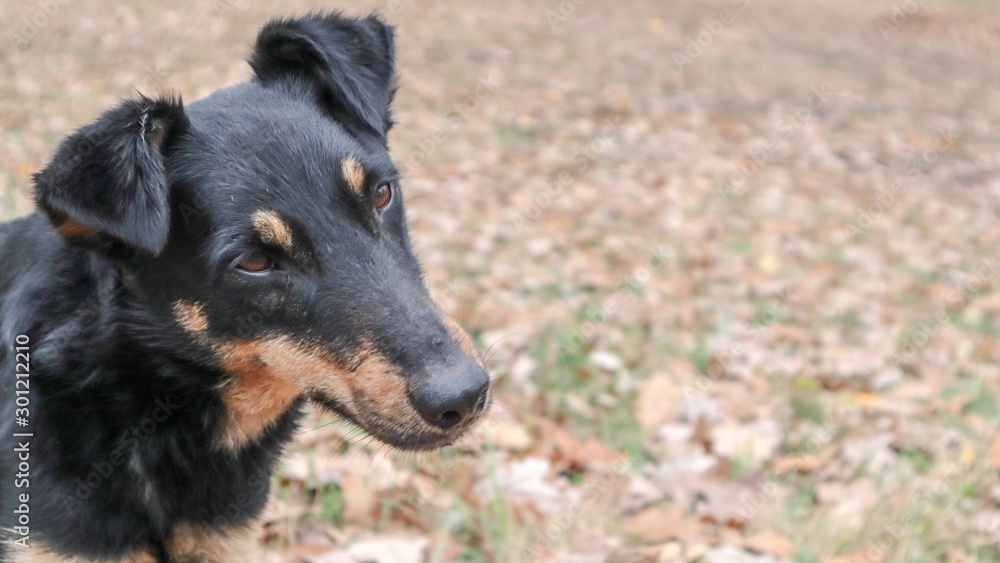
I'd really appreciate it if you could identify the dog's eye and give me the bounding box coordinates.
[374,183,392,211]
[236,253,273,273]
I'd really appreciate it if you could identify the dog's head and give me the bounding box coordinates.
[32,13,490,451]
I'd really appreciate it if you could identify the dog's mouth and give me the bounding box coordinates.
[313,392,490,451]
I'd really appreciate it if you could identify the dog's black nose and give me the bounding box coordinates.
[410,359,490,429]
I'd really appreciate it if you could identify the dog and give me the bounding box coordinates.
[0,12,490,562]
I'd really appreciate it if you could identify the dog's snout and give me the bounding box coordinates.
[410,359,490,429]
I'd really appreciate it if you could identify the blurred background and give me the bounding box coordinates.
[2,0,1000,561]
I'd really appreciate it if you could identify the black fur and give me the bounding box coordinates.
[250,14,397,137]
[0,12,489,562]
[34,97,189,256]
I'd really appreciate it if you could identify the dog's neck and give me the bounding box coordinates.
[15,245,301,557]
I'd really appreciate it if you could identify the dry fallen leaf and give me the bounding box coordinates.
[638,373,681,430]
[685,543,709,561]
[690,417,713,453]
[623,506,702,544]
[711,420,781,468]
[486,417,534,451]
[657,542,683,561]
[347,537,428,563]
[529,415,623,472]
[771,445,836,474]
[814,479,879,528]
[742,530,794,558]
[757,253,782,275]
[847,392,888,408]
[340,473,377,527]
[989,433,1000,470]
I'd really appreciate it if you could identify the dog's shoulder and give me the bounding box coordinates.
[0,213,90,323]
[0,213,68,275]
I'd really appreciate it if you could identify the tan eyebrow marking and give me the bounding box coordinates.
[341,156,366,196]
[173,300,208,333]
[251,209,292,250]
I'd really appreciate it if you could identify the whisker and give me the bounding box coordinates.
[483,332,521,364]
[367,442,389,477]
[296,417,342,435]
[459,297,487,326]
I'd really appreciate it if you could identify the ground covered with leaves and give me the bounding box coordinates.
[2,0,1000,561]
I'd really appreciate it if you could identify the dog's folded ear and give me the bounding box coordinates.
[250,12,396,136]
[33,96,187,256]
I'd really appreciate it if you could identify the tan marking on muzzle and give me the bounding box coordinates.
[216,339,308,451]
[348,341,423,425]
[172,300,208,333]
[341,156,366,196]
[441,315,485,367]
[168,520,260,561]
[214,337,431,451]
[251,209,292,250]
